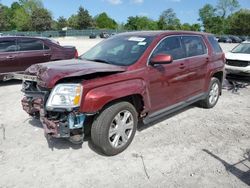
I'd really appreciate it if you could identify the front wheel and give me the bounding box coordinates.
[200,77,221,108]
[91,102,138,156]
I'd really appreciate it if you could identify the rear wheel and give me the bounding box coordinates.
[200,77,221,108]
[91,102,138,156]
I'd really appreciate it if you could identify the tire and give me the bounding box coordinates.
[200,77,221,108]
[91,102,138,156]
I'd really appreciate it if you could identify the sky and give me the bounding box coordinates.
[1,0,250,24]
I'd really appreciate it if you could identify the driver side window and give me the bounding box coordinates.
[152,36,185,60]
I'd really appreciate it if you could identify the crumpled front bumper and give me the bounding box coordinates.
[21,97,69,138]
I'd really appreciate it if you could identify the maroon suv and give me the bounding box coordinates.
[8,31,225,156]
[0,36,78,79]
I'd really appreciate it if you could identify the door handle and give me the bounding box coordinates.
[179,63,186,69]
[43,53,50,56]
[6,56,15,60]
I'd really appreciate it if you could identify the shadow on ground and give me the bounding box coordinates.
[203,149,250,186]
[0,80,22,87]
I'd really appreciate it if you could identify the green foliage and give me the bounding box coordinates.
[125,16,158,30]
[199,0,241,34]
[57,16,68,30]
[76,6,93,29]
[227,9,250,35]
[68,15,78,29]
[95,12,117,29]
[158,8,181,30]
[12,7,31,31]
[216,0,240,18]
[0,0,247,36]
[31,7,52,31]
[0,4,12,30]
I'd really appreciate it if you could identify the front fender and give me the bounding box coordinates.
[80,79,149,113]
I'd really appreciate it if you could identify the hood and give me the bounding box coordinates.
[226,52,250,61]
[26,59,126,88]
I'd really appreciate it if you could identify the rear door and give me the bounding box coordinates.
[16,38,52,71]
[0,38,19,74]
[181,35,208,97]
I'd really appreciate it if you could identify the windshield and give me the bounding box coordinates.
[80,35,154,66]
[231,43,250,54]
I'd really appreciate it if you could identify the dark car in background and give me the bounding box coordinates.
[99,32,110,39]
[0,36,78,80]
[228,36,242,43]
[218,36,232,43]
[89,33,97,39]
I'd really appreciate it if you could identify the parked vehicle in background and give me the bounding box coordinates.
[89,33,97,39]
[0,36,78,80]
[225,41,250,81]
[99,32,110,38]
[228,36,242,43]
[239,36,248,42]
[218,36,232,43]
[7,31,225,156]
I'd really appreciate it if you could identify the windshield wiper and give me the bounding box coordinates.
[89,58,111,64]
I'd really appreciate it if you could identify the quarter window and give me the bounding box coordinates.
[152,36,185,60]
[208,35,222,53]
[0,40,16,52]
[182,36,207,57]
[18,39,45,51]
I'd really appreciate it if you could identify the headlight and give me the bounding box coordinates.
[46,84,83,110]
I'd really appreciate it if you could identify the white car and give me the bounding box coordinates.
[225,41,250,77]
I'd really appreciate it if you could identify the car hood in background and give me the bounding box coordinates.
[226,52,250,61]
[25,59,126,88]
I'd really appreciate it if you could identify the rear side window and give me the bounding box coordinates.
[18,39,45,51]
[182,36,207,57]
[0,40,16,52]
[152,36,186,60]
[208,35,222,53]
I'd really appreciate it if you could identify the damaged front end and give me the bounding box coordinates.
[21,80,86,144]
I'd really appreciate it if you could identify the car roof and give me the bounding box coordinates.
[118,30,212,37]
[0,36,49,40]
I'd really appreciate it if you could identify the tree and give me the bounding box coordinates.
[68,15,78,29]
[158,8,181,30]
[76,6,93,29]
[95,12,117,29]
[199,4,216,32]
[31,7,52,31]
[11,0,46,31]
[125,16,158,30]
[227,9,250,35]
[0,4,12,30]
[12,7,31,31]
[19,0,43,14]
[57,16,68,30]
[216,0,240,18]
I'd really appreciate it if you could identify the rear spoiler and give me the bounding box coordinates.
[3,73,38,82]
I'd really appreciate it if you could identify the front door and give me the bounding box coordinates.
[147,36,190,113]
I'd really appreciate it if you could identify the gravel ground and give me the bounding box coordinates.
[0,39,249,188]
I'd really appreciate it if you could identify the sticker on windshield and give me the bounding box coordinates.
[128,37,146,42]
[138,41,147,46]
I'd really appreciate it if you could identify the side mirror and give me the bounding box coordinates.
[150,54,173,66]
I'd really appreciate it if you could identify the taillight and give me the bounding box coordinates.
[74,49,78,59]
